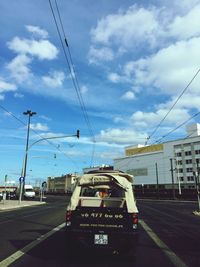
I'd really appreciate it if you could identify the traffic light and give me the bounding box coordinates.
[77,129,80,139]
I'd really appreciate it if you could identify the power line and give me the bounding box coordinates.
[48,0,96,166]
[54,0,96,156]
[147,68,200,144]
[0,104,80,169]
[115,112,200,167]
[154,111,200,144]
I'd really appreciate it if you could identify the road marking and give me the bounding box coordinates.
[0,222,66,267]
[140,219,188,267]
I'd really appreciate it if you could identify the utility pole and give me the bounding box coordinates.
[155,162,159,199]
[170,158,175,199]
[195,159,200,212]
[19,110,37,203]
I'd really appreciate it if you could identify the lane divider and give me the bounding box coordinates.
[140,219,188,267]
[0,222,66,267]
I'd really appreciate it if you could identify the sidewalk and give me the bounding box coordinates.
[0,200,46,211]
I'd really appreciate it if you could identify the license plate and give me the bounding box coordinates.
[94,234,108,245]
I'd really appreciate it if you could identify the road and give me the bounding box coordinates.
[0,196,200,267]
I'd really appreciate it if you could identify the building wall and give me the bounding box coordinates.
[47,174,78,193]
[114,134,200,189]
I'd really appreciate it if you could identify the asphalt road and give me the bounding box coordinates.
[0,196,199,267]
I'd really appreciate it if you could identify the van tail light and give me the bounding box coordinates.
[66,210,72,226]
[132,213,138,229]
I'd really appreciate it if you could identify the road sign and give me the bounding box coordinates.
[19,176,25,183]
[42,181,47,188]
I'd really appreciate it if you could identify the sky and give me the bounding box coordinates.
[1,0,200,186]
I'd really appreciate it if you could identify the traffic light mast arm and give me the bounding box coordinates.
[29,130,80,150]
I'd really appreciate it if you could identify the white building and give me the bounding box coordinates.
[114,124,200,189]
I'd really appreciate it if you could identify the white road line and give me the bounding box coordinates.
[0,222,66,267]
[140,219,188,267]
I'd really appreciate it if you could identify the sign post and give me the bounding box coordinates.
[3,175,8,204]
[40,181,47,202]
[18,176,25,204]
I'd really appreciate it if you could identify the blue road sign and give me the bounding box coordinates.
[42,181,47,188]
[19,176,25,183]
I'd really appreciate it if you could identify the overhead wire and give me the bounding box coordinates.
[48,0,96,166]
[146,68,200,144]
[54,0,96,163]
[115,111,200,170]
[51,0,200,167]
[0,104,79,169]
[153,110,200,144]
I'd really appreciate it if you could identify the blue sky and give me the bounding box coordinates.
[1,0,200,185]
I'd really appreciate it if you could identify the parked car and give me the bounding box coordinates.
[0,191,16,200]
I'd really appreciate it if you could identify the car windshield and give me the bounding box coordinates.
[25,189,34,192]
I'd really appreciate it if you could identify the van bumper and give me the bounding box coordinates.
[66,228,139,251]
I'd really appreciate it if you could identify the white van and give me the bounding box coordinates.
[24,185,35,199]
[16,185,35,199]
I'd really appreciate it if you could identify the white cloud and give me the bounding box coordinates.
[168,4,200,40]
[14,93,24,98]
[0,78,17,93]
[173,0,200,11]
[121,91,135,100]
[131,108,190,129]
[123,37,200,95]
[159,93,200,112]
[113,116,124,123]
[7,37,58,60]
[80,85,88,94]
[96,128,146,145]
[39,115,52,121]
[42,71,65,87]
[3,111,12,117]
[30,123,49,131]
[26,25,49,39]
[7,54,32,83]
[108,72,121,83]
[90,5,160,48]
[88,46,114,64]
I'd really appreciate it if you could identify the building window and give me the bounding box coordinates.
[196,158,200,165]
[175,152,182,157]
[179,177,184,181]
[186,167,193,172]
[178,168,183,173]
[177,160,182,165]
[149,185,156,189]
[186,159,192,164]
[188,185,195,189]
[187,176,194,181]
[185,151,192,156]
[195,150,200,155]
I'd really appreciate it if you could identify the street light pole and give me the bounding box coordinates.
[170,158,176,199]
[23,110,37,181]
[155,162,159,199]
[18,126,79,203]
[19,110,36,203]
[195,159,200,212]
